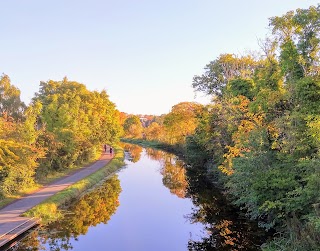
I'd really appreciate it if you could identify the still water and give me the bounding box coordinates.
[10,144,265,251]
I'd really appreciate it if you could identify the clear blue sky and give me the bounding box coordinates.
[1,0,318,115]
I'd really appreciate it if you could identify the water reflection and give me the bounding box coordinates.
[121,143,143,162]
[185,168,265,250]
[10,145,265,251]
[10,176,121,251]
[160,154,188,198]
[145,147,165,161]
[145,149,265,250]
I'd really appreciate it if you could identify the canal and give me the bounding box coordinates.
[9,144,266,250]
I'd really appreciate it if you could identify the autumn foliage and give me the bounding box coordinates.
[0,76,121,198]
[123,5,320,250]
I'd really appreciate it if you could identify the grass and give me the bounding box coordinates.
[121,138,184,156]
[0,152,102,209]
[0,185,42,209]
[121,138,162,148]
[23,145,125,223]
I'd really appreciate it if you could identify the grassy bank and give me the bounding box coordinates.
[121,138,184,156]
[23,145,125,223]
[0,152,102,209]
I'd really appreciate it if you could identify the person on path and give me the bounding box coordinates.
[104,144,107,152]
[110,147,113,155]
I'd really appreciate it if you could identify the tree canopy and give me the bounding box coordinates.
[0,77,121,197]
[128,4,320,250]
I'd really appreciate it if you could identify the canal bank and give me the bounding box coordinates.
[10,144,267,251]
[24,145,125,221]
[0,146,125,249]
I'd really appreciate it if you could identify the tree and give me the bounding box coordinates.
[123,115,143,138]
[34,78,121,172]
[188,6,320,248]
[144,122,163,141]
[0,74,25,121]
[270,5,320,78]
[0,80,43,196]
[192,54,258,97]
[226,78,255,100]
[163,102,203,145]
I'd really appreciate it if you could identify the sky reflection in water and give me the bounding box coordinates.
[11,145,265,251]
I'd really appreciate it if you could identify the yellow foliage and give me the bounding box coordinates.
[219,146,242,175]
[215,220,237,246]
[219,96,265,175]
[163,102,203,145]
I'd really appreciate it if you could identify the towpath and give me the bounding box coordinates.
[0,151,113,241]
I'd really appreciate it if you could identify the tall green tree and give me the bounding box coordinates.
[0,76,43,197]
[188,5,320,249]
[34,78,121,172]
[192,54,258,97]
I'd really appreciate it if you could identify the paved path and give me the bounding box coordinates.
[0,151,113,239]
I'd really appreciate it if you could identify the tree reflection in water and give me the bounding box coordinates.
[10,176,121,251]
[11,146,266,251]
[160,154,188,198]
[147,149,265,251]
[145,147,164,161]
[121,142,143,163]
[186,167,266,251]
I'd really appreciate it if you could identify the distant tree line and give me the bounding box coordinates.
[122,101,202,148]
